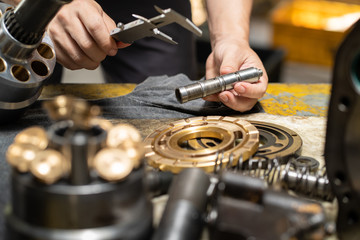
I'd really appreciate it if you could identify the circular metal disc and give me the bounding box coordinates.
[250,121,302,163]
[144,116,259,173]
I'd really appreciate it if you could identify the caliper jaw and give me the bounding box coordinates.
[110,5,202,44]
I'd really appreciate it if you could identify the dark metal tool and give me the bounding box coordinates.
[325,18,360,240]
[110,5,202,44]
[175,67,263,103]
[0,0,71,123]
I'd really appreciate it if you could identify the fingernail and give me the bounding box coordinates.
[109,49,118,56]
[219,94,228,103]
[238,85,246,94]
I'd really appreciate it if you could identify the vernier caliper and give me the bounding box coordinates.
[110,5,202,44]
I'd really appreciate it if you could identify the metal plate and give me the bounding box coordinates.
[144,116,259,173]
[250,121,302,163]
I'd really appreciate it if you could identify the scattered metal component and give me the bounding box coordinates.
[43,95,101,128]
[250,120,303,163]
[325,18,360,239]
[110,5,202,44]
[13,126,48,150]
[146,170,174,197]
[107,123,142,148]
[175,67,262,103]
[0,0,71,123]
[106,124,144,168]
[93,148,134,182]
[29,149,66,184]
[281,163,334,202]
[6,143,39,172]
[6,96,153,240]
[153,168,210,240]
[144,116,259,173]
[208,171,326,240]
[234,156,334,202]
[292,156,320,172]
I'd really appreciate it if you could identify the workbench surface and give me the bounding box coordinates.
[41,83,331,117]
[0,83,333,238]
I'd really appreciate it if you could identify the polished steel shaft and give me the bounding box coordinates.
[175,67,263,103]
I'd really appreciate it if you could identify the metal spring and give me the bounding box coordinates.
[214,153,334,202]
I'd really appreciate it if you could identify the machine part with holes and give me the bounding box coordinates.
[5,96,153,240]
[0,0,71,123]
[144,116,259,173]
[249,121,302,163]
[325,19,360,239]
[208,171,326,240]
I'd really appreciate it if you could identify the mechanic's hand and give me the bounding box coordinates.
[47,0,129,70]
[204,38,268,112]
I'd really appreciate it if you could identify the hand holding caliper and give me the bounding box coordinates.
[110,5,202,44]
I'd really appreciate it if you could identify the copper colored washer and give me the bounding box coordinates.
[144,116,259,173]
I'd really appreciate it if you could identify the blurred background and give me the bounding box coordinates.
[62,0,360,84]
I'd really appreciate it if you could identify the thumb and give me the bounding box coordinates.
[103,13,131,49]
[219,50,242,75]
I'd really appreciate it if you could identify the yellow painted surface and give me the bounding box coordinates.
[271,0,360,66]
[40,83,331,117]
[261,83,331,117]
[40,84,136,100]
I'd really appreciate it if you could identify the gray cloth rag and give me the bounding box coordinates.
[0,73,263,236]
[93,74,262,118]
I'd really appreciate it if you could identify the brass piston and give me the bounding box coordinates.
[144,116,259,173]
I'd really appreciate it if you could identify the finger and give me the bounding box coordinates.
[49,20,99,70]
[102,13,131,49]
[218,91,258,112]
[78,9,118,56]
[67,18,107,63]
[218,49,243,75]
[233,74,268,99]
[205,53,218,79]
[55,37,100,70]
[203,93,220,102]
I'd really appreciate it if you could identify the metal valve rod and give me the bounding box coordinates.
[175,67,263,103]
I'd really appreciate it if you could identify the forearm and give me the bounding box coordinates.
[205,0,253,47]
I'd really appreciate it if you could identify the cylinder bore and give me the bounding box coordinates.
[0,57,6,72]
[37,43,54,60]
[31,60,49,77]
[11,65,30,82]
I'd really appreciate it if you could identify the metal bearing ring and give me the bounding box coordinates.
[250,121,302,163]
[144,116,259,173]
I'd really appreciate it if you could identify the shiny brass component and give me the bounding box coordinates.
[6,143,39,172]
[90,117,113,131]
[107,124,142,147]
[249,121,302,163]
[144,116,259,173]
[14,126,48,150]
[29,149,66,184]
[107,124,144,167]
[43,95,101,128]
[93,148,134,181]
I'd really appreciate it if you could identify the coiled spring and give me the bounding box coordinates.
[214,153,334,202]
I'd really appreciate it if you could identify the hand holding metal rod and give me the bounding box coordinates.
[175,67,263,103]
